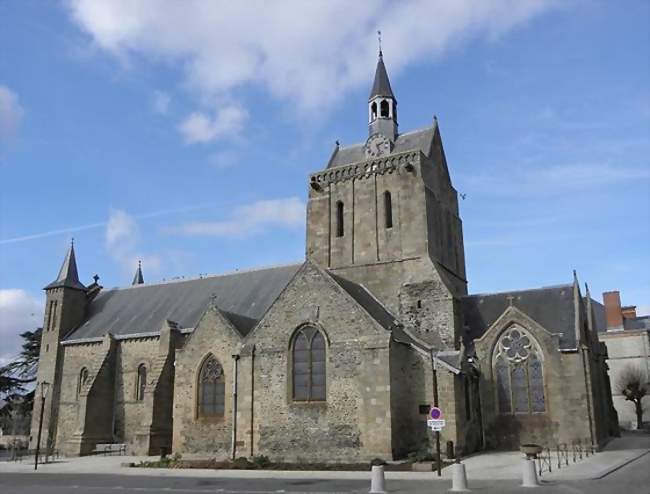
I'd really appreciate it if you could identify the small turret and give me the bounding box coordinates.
[132,260,144,286]
[368,50,398,142]
[44,240,86,291]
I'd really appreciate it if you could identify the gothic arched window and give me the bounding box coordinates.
[380,99,390,118]
[197,355,225,418]
[292,326,326,401]
[136,364,147,401]
[493,326,546,414]
[384,191,393,229]
[77,367,88,400]
[336,201,344,237]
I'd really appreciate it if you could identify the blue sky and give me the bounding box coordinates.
[0,0,648,362]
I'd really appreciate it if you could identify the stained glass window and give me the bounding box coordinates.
[493,325,546,415]
[198,355,225,417]
[292,326,327,401]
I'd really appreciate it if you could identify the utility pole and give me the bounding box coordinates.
[431,354,442,477]
[34,381,50,471]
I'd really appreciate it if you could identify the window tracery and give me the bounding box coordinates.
[197,355,225,418]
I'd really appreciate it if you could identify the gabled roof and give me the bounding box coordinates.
[369,53,394,100]
[462,284,577,349]
[327,125,436,169]
[44,243,86,291]
[65,263,302,341]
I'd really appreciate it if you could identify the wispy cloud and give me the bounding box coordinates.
[0,85,25,144]
[460,162,650,197]
[151,89,171,115]
[105,209,162,277]
[0,204,209,245]
[168,197,305,238]
[208,149,239,169]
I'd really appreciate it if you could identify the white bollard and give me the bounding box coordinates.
[521,458,540,488]
[449,461,470,492]
[369,465,387,494]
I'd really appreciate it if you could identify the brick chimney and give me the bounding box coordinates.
[621,305,637,320]
[603,291,624,330]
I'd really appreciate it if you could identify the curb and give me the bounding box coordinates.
[593,449,650,479]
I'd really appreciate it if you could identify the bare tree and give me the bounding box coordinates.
[617,366,648,429]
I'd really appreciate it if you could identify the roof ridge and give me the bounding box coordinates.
[100,261,303,292]
[467,283,573,298]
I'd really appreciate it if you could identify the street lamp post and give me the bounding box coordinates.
[34,381,50,471]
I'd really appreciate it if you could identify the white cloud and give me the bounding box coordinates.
[177,105,247,144]
[169,197,305,238]
[152,89,171,115]
[67,0,559,114]
[0,289,43,366]
[0,85,25,142]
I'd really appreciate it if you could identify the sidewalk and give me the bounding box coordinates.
[1,431,648,481]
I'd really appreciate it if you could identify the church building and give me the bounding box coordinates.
[30,51,618,460]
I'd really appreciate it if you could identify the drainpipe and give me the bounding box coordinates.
[231,354,240,461]
[249,346,255,458]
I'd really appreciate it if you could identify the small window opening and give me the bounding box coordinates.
[418,404,430,415]
[46,344,49,353]
[77,367,88,400]
[384,191,393,229]
[370,102,377,120]
[336,201,344,237]
[136,364,147,401]
[417,300,422,309]
[380,99,390,118]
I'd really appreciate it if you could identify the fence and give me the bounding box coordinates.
[536,439,596,476]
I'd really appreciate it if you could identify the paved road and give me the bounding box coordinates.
[1,453,648,494]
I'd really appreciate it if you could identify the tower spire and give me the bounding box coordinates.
[368,41,397,141]
[44,240,86,291]
[132,260,144,286]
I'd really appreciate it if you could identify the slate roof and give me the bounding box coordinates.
[461,284,578,349]
[327,125,436,169]
[328,273,398,331]
[369,53,394,100]
[45,243,86,291]
[65,263,302,341]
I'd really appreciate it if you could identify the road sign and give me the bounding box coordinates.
[427,419,446,431]
[430,406,443,420]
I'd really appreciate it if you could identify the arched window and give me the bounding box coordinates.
[493,326,546,414]
[370,101,377,120]
[336,201,344,237]
[292,326,326,401]
[77,367,88,400]
[380,99,390,118]
[197,355,225,418]
[384,191,393,228]
[136,364,147,401]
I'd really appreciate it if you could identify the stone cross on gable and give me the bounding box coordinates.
[506,295,515,307]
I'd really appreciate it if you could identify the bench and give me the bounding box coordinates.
[92,443,127,456]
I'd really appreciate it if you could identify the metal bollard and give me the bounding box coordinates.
[522,458,540,487]
[369,465,387,494]
[450,461,470,492]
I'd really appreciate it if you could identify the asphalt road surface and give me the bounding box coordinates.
[1,454,648,494]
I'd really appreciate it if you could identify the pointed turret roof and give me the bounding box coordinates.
[369,51,395,100]
[44,241,86,291]
[132,261,144,286]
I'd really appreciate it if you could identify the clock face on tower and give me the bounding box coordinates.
[365,133,391,158]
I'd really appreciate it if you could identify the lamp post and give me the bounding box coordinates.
[34,381,50,471]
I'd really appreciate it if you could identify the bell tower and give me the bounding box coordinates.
[368,49,397,142]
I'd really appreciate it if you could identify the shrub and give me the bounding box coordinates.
[232,456,252,469]
[252,455,270,468]
[370,457,387,466]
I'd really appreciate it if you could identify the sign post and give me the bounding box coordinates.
[427,405,445,476]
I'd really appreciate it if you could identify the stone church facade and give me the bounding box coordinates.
[30,52,618,460]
